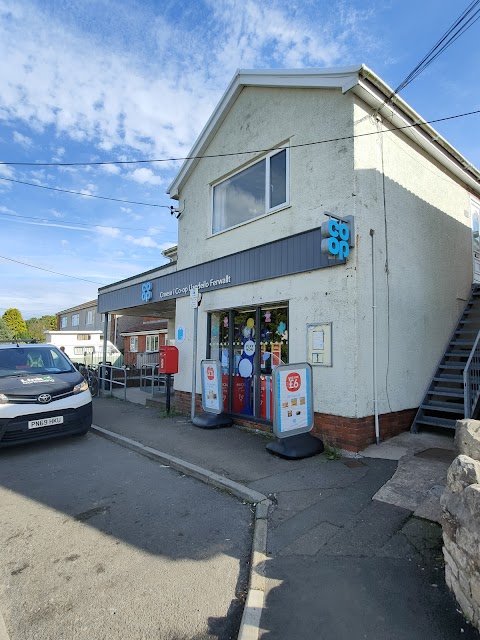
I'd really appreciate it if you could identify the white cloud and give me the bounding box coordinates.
[0,163,13,178]
[125,234,161,248]
[95,226,121,238]
[101,163,121,175]
[0,0,375,170]
[49,209,64,218]
[13,131,32,146]
[128,167,163,185]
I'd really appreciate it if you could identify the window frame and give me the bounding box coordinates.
[130,336,138,353]
[145,335,159,352]
[86,310,94,325]
[211,146,290,235]
[71,314,80,327]
[60,316,67,329]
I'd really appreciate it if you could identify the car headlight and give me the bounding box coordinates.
[73,380,89,394]
[0,393,9,404]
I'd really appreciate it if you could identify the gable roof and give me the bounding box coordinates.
[167,65,480,199]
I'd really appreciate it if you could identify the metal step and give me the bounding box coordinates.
[428,388,464,398]
[438,363,466,370]
[433,375,463,383]
[455,329,480,334]
[421,403,463,414]
[444,351,471,358]
[415,416,457,430]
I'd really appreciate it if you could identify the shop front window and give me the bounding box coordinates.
[208,303,288,421]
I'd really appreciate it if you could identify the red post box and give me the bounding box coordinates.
[159,346,179,374]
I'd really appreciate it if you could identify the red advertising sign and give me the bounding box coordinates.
[273,363,313,438]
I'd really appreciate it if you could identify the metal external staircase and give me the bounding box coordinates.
[412,285,480,433]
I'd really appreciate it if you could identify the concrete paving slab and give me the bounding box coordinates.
[277,522,340,556]
[373,458,449,512]
[248,459,367,494]
[361,442,409,460]
[323,500,411,558]
[414,494,444,524]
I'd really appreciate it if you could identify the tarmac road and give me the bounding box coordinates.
[0,431,252,640]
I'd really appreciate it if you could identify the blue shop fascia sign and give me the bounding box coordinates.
[320,214,355,261]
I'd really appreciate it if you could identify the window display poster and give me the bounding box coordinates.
[273,363,313,438]
[201,359,223,414]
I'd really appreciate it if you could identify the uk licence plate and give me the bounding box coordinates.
[28,416,64,429]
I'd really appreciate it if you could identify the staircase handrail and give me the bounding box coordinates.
[463,328,480,418]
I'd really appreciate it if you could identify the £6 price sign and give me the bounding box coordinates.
[286,372,301,392]
[273,363,313,438]
[201,360,223,414]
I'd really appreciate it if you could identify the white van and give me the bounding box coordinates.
[44,330,122,366]
[0,342,92,447]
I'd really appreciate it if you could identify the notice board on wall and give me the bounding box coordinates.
[306,323,332,366]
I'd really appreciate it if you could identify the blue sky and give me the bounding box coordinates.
[0,0,479,318]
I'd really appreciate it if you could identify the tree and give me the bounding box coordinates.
[0,318,14,341]
[26,315,57,343]
[2,308,28,338]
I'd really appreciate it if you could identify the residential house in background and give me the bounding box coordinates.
[57,300,110,335]
[121,319,168,368]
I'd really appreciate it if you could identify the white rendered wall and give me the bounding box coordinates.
[352,96,474,417]
[176,87,355,269]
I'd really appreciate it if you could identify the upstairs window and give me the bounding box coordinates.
[212,148,288,234]
[71,314,80,327]
[86,310,94,325]
[60,316,67,328]
[130,336,138,352]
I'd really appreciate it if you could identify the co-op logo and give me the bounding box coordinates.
[320,216,355,261]
[141,281,153,302]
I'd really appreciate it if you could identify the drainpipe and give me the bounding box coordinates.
[370,229,380,445]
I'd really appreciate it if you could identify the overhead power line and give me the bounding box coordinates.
[0,254,105,284]
[384,0,480,106]
[0,108,479,172]
[0,176,171,208]
[0,210,175,233]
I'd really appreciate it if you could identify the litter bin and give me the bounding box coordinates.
[100,361,112,391]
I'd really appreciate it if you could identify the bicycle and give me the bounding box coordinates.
[79,364,99,398]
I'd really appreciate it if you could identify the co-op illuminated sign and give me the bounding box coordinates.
[320,215,355,261]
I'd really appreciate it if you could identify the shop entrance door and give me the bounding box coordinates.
[208,305,288,421]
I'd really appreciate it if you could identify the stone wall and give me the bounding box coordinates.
[441,419,480,629]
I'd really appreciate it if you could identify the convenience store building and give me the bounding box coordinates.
[98,65,480,452]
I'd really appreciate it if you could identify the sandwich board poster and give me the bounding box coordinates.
[273,363,313,438]
[200,360,223,414]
